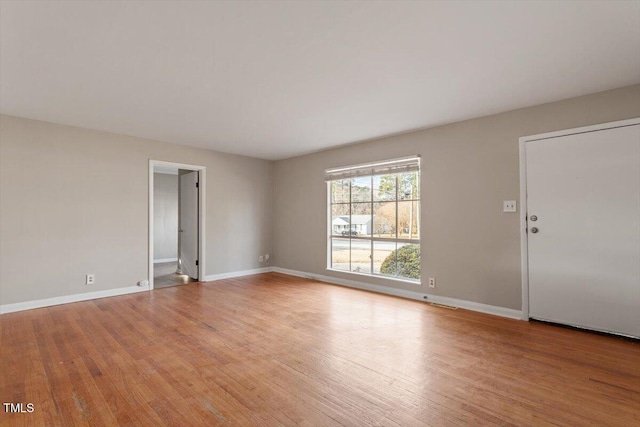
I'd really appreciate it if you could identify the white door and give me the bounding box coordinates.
[526,123,640,338]
[179,170,199,279]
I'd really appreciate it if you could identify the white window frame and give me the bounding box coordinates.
[325,157,421,285]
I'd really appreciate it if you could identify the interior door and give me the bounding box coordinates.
[179,170,199,279]
[526,124,640,338]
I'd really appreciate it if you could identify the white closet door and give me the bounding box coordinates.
[526,124,640,338]
[179,171,199,280]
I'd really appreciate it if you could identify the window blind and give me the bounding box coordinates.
[324,155,420,181]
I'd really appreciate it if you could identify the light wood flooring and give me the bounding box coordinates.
[1,272,639,426]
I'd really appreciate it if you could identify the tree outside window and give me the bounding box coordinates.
[329,170,420,282]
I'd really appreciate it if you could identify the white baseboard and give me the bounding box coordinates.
[0,285,150,314]
[203,267,272,282]
[154,258,178,264]
[271,267,522,320]
[2,265,521,320]
[1,266,272,314]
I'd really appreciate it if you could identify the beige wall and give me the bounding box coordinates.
[0,115,273,305]
[272,85,640,310]
[2,85,638,310]
[153,173,178,261]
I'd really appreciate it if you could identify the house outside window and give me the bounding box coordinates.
[326,156,421,283]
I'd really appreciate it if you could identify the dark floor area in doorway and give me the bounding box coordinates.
[154,261,196,288]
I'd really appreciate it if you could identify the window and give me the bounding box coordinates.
[326,156,421,283]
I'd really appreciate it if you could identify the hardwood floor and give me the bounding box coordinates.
[2,272,639,426]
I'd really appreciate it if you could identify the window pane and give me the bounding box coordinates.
[350,203,371,237]
[351,240,371,274]
[396,243,421,281]
[328,166,420,284]
[373,175,396,201]
[331,238,350,271]
[351,176,372,202]
[398,172,419,200]
[373,202,395,238]
[331,180,350,203]
[397,201,419,239]
[373,241,396,275]
[331,204,350,236]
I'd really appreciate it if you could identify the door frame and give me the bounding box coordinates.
[518,118,640,320]
[149,160,206,290]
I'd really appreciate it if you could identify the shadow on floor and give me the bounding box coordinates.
[154,261,196,289]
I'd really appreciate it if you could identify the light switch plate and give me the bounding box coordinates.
[503,200,517,212]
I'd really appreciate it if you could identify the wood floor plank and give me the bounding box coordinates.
[2,272,639,426]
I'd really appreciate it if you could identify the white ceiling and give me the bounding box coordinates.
[1,1,639,160]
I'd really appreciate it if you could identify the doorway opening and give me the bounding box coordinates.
[149,160,206,289]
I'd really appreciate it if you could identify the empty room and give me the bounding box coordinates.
[1,1,639,426]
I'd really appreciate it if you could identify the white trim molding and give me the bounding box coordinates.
[154,258,178,264]
[0,285,150,314]
[203,267,272,282]
[149,160,207,290]
[518,118,640,321]
[272,267,522,320]
[2,266,522,320]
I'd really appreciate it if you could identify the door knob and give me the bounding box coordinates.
[530,227,539,233]
[530,215,538,221]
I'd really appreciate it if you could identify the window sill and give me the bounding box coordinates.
[325,268,422,286]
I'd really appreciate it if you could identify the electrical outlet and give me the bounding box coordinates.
[86,274,95,285]
[428,277,436,288]
[265,254,270,261]
[259,255,264,262]
[503,200,517,212]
